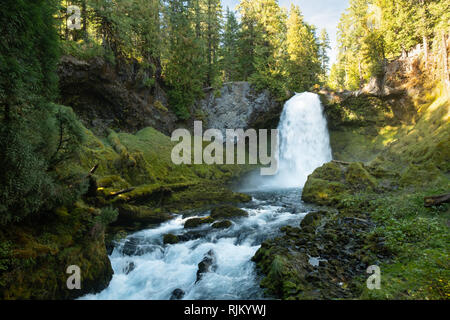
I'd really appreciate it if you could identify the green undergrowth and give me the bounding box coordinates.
[351,190,449,300]
[302,87,450,299]
[66,124,256,232]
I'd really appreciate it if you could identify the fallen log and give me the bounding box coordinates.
[332,160,352,165]
[106,187,135,199]
[424,193,450,207]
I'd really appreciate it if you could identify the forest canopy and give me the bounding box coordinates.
[329,0,450,91]
[58,0,330,118]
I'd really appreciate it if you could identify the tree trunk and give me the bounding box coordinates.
[82,0,88,40]
[442,32,450,91]
[423,35,428,66]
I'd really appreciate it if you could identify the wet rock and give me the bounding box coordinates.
[196,250,217,283]
[123,262,135,274]
[121,237,140,256]
[212,220,232,229]
[170,288,185,300]
[210,205,248,219]
[300,210,333,229]
[163,233,179,244]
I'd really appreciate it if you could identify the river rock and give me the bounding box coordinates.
[123,262,135,275]
[212,220,232,229]
[196,250,217,283]
[210,205,248,219]
[184,217,214,229]
[163,233,179,244]
[170,288,185,300]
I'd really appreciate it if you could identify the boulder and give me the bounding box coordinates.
[170,288,185,300]
[163,233,179,244]
[212,220,232,229]
[184,217,214,229]
[210,205,248,219]
[300,211,333,229]
[196,250,217,283]
[123,262,135,275]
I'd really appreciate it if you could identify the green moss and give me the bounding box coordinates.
[302,178,347,206]
[163,233,179,244]
[153,100,168,113]
[184,217,214,228]
[114,204,171,226]
[345,162,377,190]
[0,201,113,299]
[212,220,232,229]
[210,205,248,219]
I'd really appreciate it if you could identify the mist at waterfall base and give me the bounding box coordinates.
[81,92,332,300]
[240,92,333,191]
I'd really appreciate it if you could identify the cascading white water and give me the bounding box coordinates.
[275,92,333,188]
[240,92,332,191]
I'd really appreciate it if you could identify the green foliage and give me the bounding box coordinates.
[96,206,119,226]
[221,8,241,82]
[358,192,450,300]
[0,1,88,225]
[330,0,449,90]
[284,5,322,93]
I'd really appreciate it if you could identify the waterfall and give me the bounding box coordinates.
[275,92,333,188]
[240,92,332,191]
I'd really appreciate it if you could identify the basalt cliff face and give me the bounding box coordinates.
[58,55,177,135]
[195,81,283,134]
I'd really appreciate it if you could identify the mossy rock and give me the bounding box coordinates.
[163,233,179,244]
[210,205,248,219]
[212,220,232,229]
[115,204,171,226]
[345,162,377,190]
[300,210,334,229]
[184,217,214,228]
[302,178,347,206]
[312,162,343,181]
[97,175,131,189]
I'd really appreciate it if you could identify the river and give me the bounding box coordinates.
[81,92,332,300]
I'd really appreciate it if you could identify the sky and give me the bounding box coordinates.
[221,0,350,66]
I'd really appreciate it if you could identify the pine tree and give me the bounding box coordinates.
[0,0,86,224]
[284,4,321,92]
[319,29,331,83]
[221,8,241,82]
[163,0,204,119]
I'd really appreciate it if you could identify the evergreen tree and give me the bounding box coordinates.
[0,0,86,224]
[221,8,241,82]
[163,0,204,119]
[284,5,321,92]
[319,29,331,83]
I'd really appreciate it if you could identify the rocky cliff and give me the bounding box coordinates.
[58,56,177,135]
[195,82,283,134]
